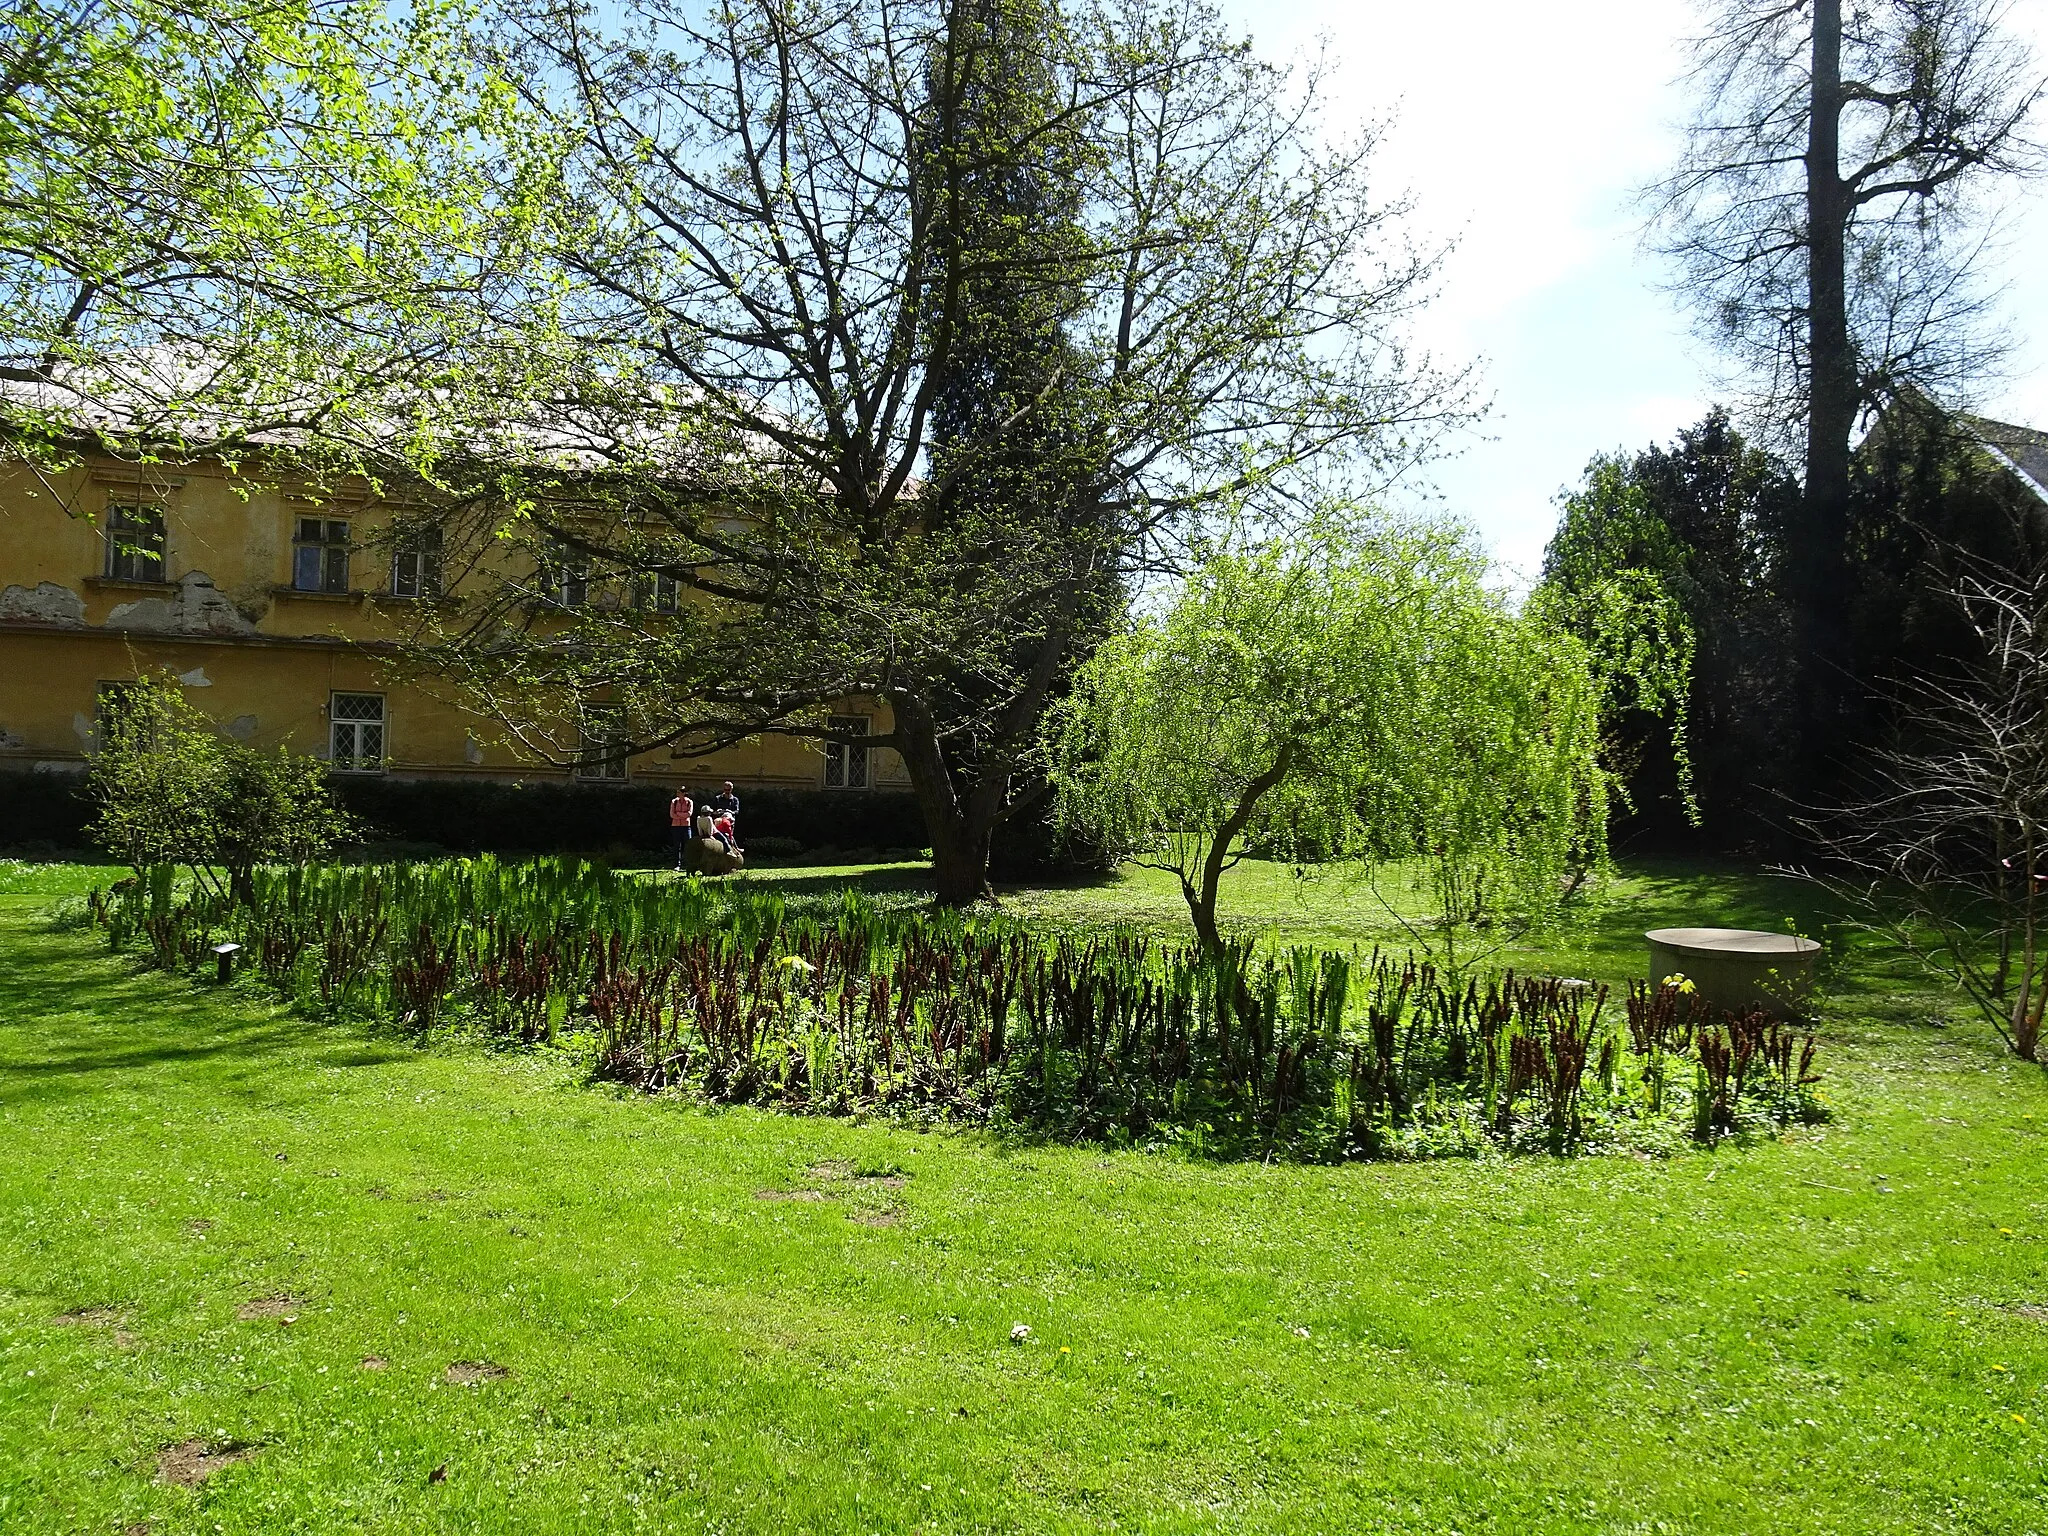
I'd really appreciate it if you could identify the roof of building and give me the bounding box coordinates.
[1960,412,2048,506]
[0,349,776,483]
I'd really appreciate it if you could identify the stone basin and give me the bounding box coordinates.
[1645,927,1820,1021]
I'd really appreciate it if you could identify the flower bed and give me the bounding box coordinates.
[87,857,1823,1158]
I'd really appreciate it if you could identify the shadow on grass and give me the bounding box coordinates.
[0,1039,412,1105]
[734,864,939,900]
[0,924,411,1108]
[1572,858,1840,960]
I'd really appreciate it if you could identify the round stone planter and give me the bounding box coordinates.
[1644,927,1820,1020]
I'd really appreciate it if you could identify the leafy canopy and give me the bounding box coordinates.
[391,0,1470,903]
[0,0,549,474]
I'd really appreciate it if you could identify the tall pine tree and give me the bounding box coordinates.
[917,0,1115,881]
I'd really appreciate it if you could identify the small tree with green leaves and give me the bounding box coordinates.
[89,673,351,904]
[1048,522,1684,973]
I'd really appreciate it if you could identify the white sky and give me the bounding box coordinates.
[1217,0,2048,583]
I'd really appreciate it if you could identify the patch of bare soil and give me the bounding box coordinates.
[55,1305,120,1327]
[155,1439,256,1486]
[184,1219,214,1236]
[2009,1303,2048,1322]
[857,1174,908,1191]
[410,1189,451,1203]
[359,1355,389,1371]
[235,1295,303,1323]
[754,1188,830,1202]
[444,1360,509,1386]
[806,1159,855,1181]
[850,1210,903,1228]
[55,1307,138,1347]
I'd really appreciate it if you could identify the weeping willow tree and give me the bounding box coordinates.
[1047,520,1689,972]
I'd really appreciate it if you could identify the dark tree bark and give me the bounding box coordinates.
[1800,0,1854,693]
[1178,742,1293,955]
[894,691,1006,906]
[1652,0,2042,791]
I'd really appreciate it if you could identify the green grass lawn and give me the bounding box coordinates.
[3,856,2047,1534]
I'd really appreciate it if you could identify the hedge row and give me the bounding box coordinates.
[0,768,1115,877]
[0,768,924,860]
[338,777,929,858]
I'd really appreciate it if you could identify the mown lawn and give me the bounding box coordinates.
[2,857,2046,1534]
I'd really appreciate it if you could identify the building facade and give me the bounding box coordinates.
[0,448,907,797]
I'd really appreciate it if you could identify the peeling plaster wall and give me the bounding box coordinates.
[105,572,255,637]
[0,581,86,626]
[0,452,838,787]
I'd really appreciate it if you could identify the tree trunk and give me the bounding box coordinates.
[887,588,1086,907]
[1183,874,1224,954]
[930,811,997,907]
[891,690,1002,906]
[1182,741,1296,956]
[1800,0,1856,785]
[2016,828,2042,1061]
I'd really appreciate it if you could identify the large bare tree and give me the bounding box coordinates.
[1650,0,2041,733]
[403,0,1470,903]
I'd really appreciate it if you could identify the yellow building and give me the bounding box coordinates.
[0,448,908,805]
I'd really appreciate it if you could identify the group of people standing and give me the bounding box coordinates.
[670,781,741,867]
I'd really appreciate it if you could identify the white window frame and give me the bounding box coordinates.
[551,544,589,608]
[635,571,680,613]
[293,516,352,593]
[103,501,166,582]
[575,711,630,780]
[329,692,386,773]
[390,525,443,599]
[823,715,870,790]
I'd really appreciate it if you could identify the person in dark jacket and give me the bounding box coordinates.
[707,781,740,843]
